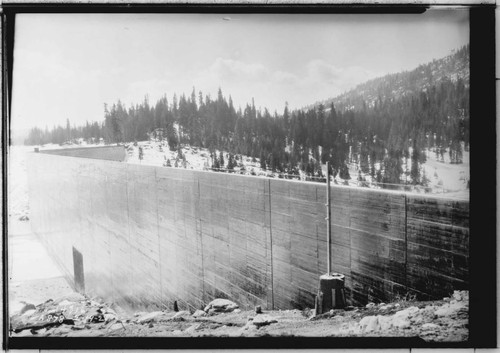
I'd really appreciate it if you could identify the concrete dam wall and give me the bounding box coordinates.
[27,148,469,311]
[38,145,127,161]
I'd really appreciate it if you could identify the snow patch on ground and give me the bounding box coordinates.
[125,138,469,199]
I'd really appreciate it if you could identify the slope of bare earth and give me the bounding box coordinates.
[10,290,468,342]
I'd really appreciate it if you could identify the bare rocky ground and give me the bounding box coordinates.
[9,291,468,341]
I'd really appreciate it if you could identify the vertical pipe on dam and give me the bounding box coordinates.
[326,162,331,275]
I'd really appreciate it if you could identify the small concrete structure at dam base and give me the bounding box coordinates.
[26,146,469,312]
[316,273,346,314]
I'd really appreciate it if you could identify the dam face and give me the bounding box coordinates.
[26,147,469,311]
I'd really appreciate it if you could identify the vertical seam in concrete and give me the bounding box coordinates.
[76,162,84,292]
[348,188,352,295]
[154,168,163,307]
[268,178,274,310]
[315,186,320,276]
[404,194,408,292]
[198,177,205,306]
[316,223,320,278]
[125,165,134,306]
[107,171,114,304]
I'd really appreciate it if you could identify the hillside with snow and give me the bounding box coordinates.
[305,44,469,112]
[124,136,469,200]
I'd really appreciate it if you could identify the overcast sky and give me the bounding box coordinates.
[11,10,469,132]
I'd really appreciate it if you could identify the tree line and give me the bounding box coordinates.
[24,77,468,188]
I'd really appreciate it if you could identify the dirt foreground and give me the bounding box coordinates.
[10,290,468,341]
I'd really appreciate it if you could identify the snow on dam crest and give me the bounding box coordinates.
[26,146,469,312]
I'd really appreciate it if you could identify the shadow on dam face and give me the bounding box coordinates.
[26,146,470,311]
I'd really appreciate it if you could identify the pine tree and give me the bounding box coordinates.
[212,154,220,171]
[411,146,420,185]
[339,163,350,180]
[138,146,144,161]
[260,151,266,170]
[66,119,71,142]
[227,154,234,171]
[219,151,225,170]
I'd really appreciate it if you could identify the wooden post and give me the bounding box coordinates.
[326,162,331,275]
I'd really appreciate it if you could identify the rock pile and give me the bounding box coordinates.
[338,290,469,341]
[10,296,246,336]
[9,292,468,340]
[10,293,118,335]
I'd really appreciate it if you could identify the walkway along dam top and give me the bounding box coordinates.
[26,146,469,312]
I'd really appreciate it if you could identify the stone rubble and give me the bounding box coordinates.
[9,291,469,341]
[337,290,468,341]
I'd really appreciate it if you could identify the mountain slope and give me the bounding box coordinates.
[306,44,469,112]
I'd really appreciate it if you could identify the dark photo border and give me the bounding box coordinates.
[2,3,496,350]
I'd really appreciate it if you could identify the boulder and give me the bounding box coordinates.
[422,323,440,331]
[103,313,116,323]
[71,324,86,331]
[391,307,419,329]
[192,310,207,318]
[377,315,393,331]
[172,311,191,320]
[107,322,125,332]
[136,311,164,323]
[452,290,468,302]
[52,326,72,335]
[359,316,379,332]
[435,301,463,317]
[184,323,201,333]
[204,299,239,313]
[251,314,278,327]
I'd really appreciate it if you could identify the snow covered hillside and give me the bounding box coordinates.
[124,136,469,200]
